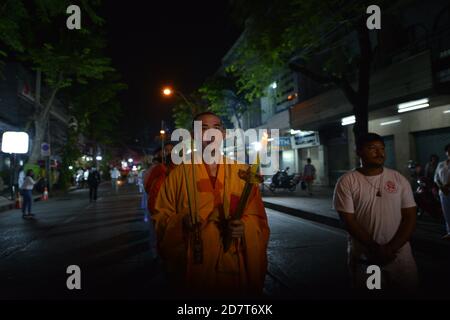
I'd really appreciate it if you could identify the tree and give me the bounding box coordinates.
[0,0,27,74]
[172,92,209,129]
[228,0,409,139]
[16,0,114,163]
[198,74,250,129]
[68,73,127,146]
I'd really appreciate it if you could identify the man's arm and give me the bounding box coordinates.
[387,206,416,253]
[339,211,397,265]
[435,166,450,195]
[338,211,377,248]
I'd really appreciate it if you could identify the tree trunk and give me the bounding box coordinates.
[27,72,62,164]
[27,118,46,164]
[352,21,372,140]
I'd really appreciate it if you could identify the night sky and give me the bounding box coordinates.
[102,0,241,149]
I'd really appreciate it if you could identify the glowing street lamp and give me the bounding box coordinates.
[161,86,196,111]
[96,156,103,161]
[1,131,29,200]
[162,87,173,96]
[1,132,29,154]
[160,129,165,135]
[128,158,133,163]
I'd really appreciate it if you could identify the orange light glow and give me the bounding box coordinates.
[162,87,173,96]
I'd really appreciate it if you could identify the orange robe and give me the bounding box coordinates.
[153,159,270,297]
[145,163,174,213]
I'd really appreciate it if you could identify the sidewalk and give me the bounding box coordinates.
[0,186,79,214]
[262,186,450,253]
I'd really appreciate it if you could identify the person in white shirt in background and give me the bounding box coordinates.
[434,143,450,239]
[18,166,25,195]
[110,167,120,193]
[83,169,89,188]
[22,169,37,219]
[333,133,418,292]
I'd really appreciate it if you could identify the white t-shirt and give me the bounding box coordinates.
[110,169,120,179]
[435,160,450,196]
[18,171,25,189]
[333,168,416,258]
[22,176,36,190]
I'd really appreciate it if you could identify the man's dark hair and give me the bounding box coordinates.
[445,143,450,153]
[430,154,439,161]
[307,158,311,163]
[356,133,385,151]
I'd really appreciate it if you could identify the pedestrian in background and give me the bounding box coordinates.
[88,167,101,202]
[110,167,120,193]
[18,166,25,195]
[22,169,37,219]
[303,158,316,196]
[425,154,439,181]
[83,168,89,189]
[434,144,450,239]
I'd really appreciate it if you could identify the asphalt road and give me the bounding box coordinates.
[0,183,449,300]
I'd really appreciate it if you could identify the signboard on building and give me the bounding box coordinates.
[291,131,320,149]
[41,142,51,157]
[276,136,292,151]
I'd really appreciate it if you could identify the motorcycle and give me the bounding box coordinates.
[268,167,301,192]
[414,176,442,219]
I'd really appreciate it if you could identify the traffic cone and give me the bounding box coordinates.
[15,192,22,209]
[42,187,49,201]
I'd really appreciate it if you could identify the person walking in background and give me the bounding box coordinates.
[425,154,439,181]
[434,144,450,239]
[22,169,37,219]
[18,166,25,195]
[87,167,101,202]
[137,168,145,194]
[83,168,89,189]
[303,158,316,196]
[110,167,120,193]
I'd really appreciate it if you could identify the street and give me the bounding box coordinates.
[0,183,449,300]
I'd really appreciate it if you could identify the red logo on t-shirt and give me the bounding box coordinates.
[384,180,398,193]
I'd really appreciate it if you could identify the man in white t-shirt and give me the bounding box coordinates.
[333,133,418,291]
[434,143,450,239]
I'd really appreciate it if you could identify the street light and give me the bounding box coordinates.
[162,86,196,112]
[96,156,103,161]
[1,131,30,200]
[128,158,133,163]
[162,87,173,96]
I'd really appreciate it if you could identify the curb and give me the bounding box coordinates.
[263,200,450,257]
[0,186,80,214]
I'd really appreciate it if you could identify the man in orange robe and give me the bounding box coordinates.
[153,112,270,298]
[145,143,175,213]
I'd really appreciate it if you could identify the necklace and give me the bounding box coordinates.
[359,169,383,197]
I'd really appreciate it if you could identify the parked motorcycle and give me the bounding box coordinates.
[414,176,442,219]
[268,168,301,192]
